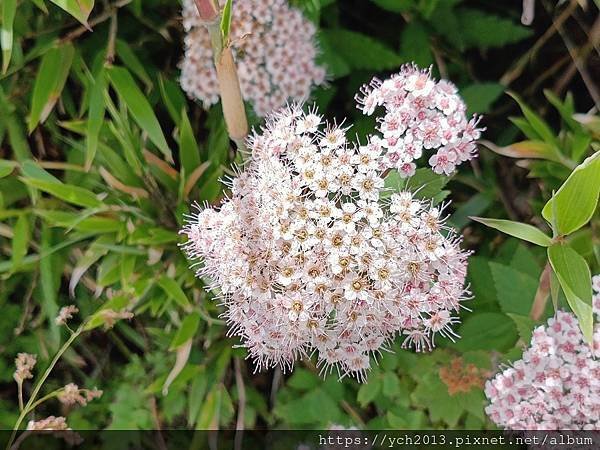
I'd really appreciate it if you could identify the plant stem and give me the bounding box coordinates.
[195,0,249,153]
[6,326,83,450]
[17,382,23,412]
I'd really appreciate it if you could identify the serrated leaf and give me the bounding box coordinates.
[1,0,17,73]
[399,22,433,67]
[382,372,400,397]
[321,29,402,71]
[460,83,504,115]
[412,373,463,427]
[542,152,600,236]
[107,66,173,163]
[547,244,594,344]
[471,217,552,247]
[357,376,381,406]
[489,263,538,315]
[454,313,518,352]
[457,8,532,50]
[157,275,192,310]
[28,43,75,132]
[287,369,320,390]
[507,313,537,342]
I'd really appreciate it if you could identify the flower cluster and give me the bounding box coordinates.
[14,353,36,383]
[55,305,79,326]
[58,383,103,407]
[484,299,600,429]
[181,103,471,381]
[26,416,70,431]
[356,64,482,176]
[180,0,326,116]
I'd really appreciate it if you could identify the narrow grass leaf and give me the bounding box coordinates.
[28,42,75,132]
[1,0,17,73]
[107,66,173,162]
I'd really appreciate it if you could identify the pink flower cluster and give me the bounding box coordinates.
[180,0,326,117]
[356,64,482,176]
[181,104,471,381]
[485,277,600,430]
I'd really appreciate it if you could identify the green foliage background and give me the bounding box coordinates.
[0,0,599,431]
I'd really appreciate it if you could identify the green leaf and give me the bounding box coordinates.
[489,263,538,316]
[85,67,107,170]
[399,22,433,68]
[21,178,103,208]
[85,294,130,331]
[170,312,201,350]
[382,372,401,398]
[412,372,464,427]
[20,178,103,208]
[158,75,186,124]
[507,313,537,342]
[1,0,17,73]
[196,388,221,429]
[28,43,75,132]
[407,168,450,200]
[115,40,152,88]
[482,139,563,164]
[221,0,233,41]
[457,8,533,50]
[542,152,600,236]
[460,83,504,115]
[11,214,29,270]
[449,192,493,229]
[321,29,402,71]
[179,109,201,179]
[287,369,320,390]
[157,275,192,310]
[508,91,558,146]
[316,31,350,78]
[187,368,208,426]
[0,159,17,178]
[454,313,518,352]
[40,224,60,347]
[357,376,381,406]
[371,0,412,13]
[471,217,553,247]
[107,66,173,163]
[547,244,594,344]
[49,0,94,26]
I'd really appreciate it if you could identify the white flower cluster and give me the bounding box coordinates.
[485,277,600,430]
[180,0,326,117]
[181,103,471,381]
[356,64,482,176]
